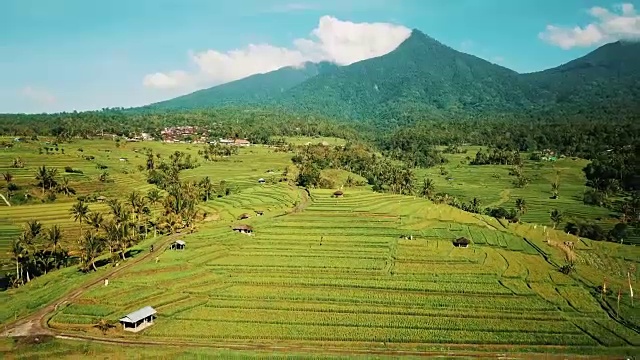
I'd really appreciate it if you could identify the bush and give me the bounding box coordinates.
[64,166,83,174]
[564,221,607,241]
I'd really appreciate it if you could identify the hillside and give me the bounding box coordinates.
[142,32,640,121]
[523,40,640,111]
[147,62,338,111]
[276,30,550,120]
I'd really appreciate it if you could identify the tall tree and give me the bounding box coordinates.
[419,178,435,199]
[515,198,527,215]
[70,200,90,241]
[550,209,563,229]
[199,176,215,201]
[80,231,103,272]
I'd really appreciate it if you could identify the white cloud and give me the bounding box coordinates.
[539,3,640,49]
[143,16,411,90]
[21,86,56,105]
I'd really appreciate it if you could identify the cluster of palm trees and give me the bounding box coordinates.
[33,165,76,198]
[10,221,68,287]
[199,143,238,161]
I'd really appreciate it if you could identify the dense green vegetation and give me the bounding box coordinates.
[147,62,339,110]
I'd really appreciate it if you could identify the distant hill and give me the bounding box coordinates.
[147,62,338,111]
[144,31,640,121]
[523,40,640,111]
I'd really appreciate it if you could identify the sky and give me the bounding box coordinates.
[1,0,640,114]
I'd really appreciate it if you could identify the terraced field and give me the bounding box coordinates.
[46,189,640,354]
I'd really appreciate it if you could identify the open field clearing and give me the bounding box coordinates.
[32,188,638,356]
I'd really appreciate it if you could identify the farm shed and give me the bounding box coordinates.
[258,178,266,184]
[238,213,251,220]
[119,306,157,332]
[170,240,186,250]
[453,237,471,248]
[96,196,107,203]
[333,190,344,198]
[232,224,253,234]
[255,210,264,216]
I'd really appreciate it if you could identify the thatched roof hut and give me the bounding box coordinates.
[232,224,253,234]
[332,190,344,198]
[453,237,471,248]
[238,213,251,220]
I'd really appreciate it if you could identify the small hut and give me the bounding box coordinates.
[332,190,344,198]
[119,306,157,332]
[232,224,253,235]
[258,178,266,184]
[453,237,471,248]
[96,195,107,203]
[255,210,264,216]
[170,240,186,250]
[238,213,251,220]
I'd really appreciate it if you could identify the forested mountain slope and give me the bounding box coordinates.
[144,31,640,121]
[147,62,338,111]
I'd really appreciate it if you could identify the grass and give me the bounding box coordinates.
[1,140,639,357]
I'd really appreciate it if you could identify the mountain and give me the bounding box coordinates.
[523,40,640,110]
[147,61,338,111]
[274,30,550,119]
[144,31,640,120]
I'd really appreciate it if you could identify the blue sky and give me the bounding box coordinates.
[1,0,639,113]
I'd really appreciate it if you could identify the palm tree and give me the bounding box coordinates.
[25,220,43,243]
[45,225,63,255]
[80,231,103,272]
[515,198,527,215]
[10,237,26,285]
[57,176,76,196]
[551,181,560,199]
[70,200,90,240]
[87,211,105,232]
[102,221,121,262]
[550,209,563,229]
[199,176,215,201]
[35,165,49,195]
[146,188,163,208]
[419,178,435,199]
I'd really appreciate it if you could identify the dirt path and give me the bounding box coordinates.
[1,234,178,338]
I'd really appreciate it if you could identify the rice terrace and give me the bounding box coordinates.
[2,1,640,359]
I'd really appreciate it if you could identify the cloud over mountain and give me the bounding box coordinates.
[142,16,410,90]
[539,3,640,49]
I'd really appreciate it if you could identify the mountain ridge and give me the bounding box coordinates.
[143,30,640,120]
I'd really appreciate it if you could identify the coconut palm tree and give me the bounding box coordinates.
[35,165,49,195]
[550,209,563,229]
[57,176,76,196]
[87,211,105,232]
[515,198,527,215]
[146,188,163,208]
[25,220,43,243]
[80,231,103,272]
[10,237,26,285]
[419,178,435,199]
[102,221,121,263]
[198,176,215,202]
[70,200,90,240]
[45,225,63,258]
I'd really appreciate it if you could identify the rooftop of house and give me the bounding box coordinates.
[119,306,157,323]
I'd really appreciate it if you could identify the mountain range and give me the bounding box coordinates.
[144,30,640,120]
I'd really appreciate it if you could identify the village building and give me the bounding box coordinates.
[258,178,266,184]
[96,195,107,203]
[170,240,186,250]
[453,237,471,248]
[333,190,344,198]
[255,210,264,216]
[119,306,157,332]
[232,224,253,235]
[238,213,251,220]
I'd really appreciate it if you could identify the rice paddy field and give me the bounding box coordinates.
[1,138,640,357]
[416,147,636,243]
